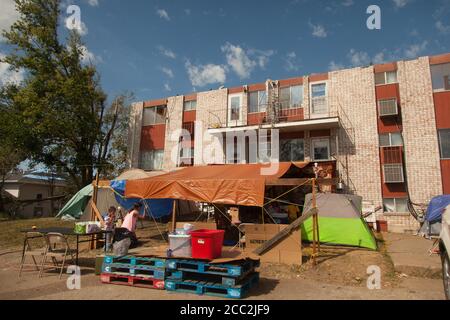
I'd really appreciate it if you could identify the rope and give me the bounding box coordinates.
[142,199,167,242]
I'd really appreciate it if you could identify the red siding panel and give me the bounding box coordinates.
[183,110,196,122]
[442,160,450,194]
[374,62,397,73]
[247,112,266,125]
[430,53,450,65]
[310,129,331,138]
[144,99,167,107]
[434,91,450,129]
[140,125,166,150]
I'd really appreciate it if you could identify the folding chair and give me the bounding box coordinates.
[18,232,46,278]
[40,233,77,279]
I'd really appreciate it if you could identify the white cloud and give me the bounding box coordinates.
[372,52,386,64]
[393,0,411,8]
[284,51,300,72]
[184,9,191,15]
[309,22,327,38]
[185,61,226,87]
[404,41,428,59]
[156,9,170,21]
[157,45,176,59]
[435,20,450,34]
[341,0,354,6]
[221,43,274,79]
[87,0,99,6]
[0,53,24,85]
[164,83,171,91]
[328,61,345,71]
[222,43,255,79]
[161,67,174,78]
[0,0,20,41]
[347,49,371,66]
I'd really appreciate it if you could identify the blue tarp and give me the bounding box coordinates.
[110,180,173,219]
[425,195,450,223]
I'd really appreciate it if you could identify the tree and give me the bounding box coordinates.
[0,0,130,190]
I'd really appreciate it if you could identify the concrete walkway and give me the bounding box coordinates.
[382,232,442,278]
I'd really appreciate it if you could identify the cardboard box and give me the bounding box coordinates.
[244,224,302,265]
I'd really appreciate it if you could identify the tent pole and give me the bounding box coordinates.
[171,200,177,233]
[90,172,100,250]
[312,178,317,266]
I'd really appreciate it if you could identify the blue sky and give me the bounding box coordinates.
[1,0,450,103]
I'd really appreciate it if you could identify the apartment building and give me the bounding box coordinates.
[127,53,450,232]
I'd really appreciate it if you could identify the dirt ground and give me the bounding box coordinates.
[0,219,445,300]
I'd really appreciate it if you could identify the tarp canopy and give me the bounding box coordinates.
[425,195,450,223]
[125,162,309,207]
[301,193,377,250]
[419,195,450,237]
[57,184,93,219]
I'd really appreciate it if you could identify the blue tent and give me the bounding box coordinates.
[419,195,450,237]
[425,195,450,223]
[110,180,173,219]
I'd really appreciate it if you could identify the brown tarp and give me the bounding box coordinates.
[125,162,308,207]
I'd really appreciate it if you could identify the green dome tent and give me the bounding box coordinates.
[301,193,377,250]
[56,184,93,220]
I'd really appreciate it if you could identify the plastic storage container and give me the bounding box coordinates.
[169,234,192,258]
[190,229,225,260]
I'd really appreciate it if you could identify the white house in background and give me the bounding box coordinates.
[3,170,67,218]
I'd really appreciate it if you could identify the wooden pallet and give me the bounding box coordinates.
[103,256,166,268]
[100,273,165,290]
[165,272,259,299]
[166,259,259,277]
[169,267,257,287]
[102,263,167,279]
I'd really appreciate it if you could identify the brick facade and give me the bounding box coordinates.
[127,102,144,168]
[328,66,383,207]
[397,57,443,204]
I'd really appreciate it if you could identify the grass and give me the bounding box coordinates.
[0,218,74,250]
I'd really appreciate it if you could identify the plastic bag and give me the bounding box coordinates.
[113,238,131,256]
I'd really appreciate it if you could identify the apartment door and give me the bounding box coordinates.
[228,94,243,127]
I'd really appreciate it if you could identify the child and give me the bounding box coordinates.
[104,206,116,252]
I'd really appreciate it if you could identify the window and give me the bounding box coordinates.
[183,100,197,111]
[379,133,403,147]
[280,139,305,162]
[280,85,303,109]
[439,129,450,159]
[383,198,408,213]
[142,105,167,126]
[228,94,243,126]
[311,138,330,161]
[378,98,398,116]
[375,71,398,85]
[179,147,194,166]
[431,63,450,91]
[249,90,267,113]
[140,150,164,170]
[383,164,404,183]
[310,83,327,115]
[36,194,43,200]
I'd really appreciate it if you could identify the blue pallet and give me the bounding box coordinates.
[103,256,166,268]
[165,272,259,299]
[166,259,259,277]
[169,268,256,287]
[101,263,167,279]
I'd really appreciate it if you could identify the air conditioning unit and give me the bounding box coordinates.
[383,164,404,183]
[378,99,398,117]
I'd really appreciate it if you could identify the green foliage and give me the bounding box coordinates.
[0,0,130,190]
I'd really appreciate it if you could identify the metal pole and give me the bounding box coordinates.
[312,178,317,265]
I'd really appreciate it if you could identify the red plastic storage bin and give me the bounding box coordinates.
[190,229,225,260]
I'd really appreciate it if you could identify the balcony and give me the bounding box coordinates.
[208,103,340,134]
